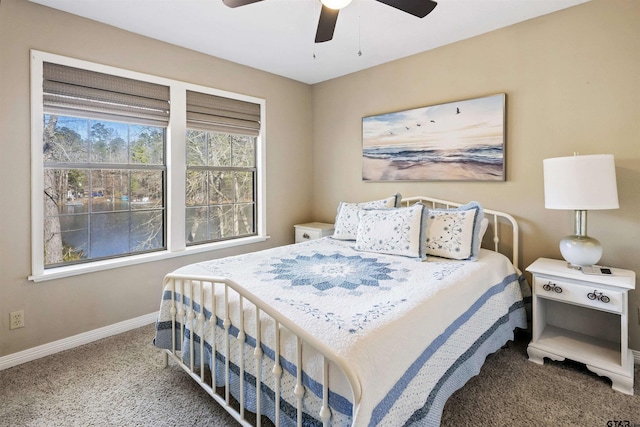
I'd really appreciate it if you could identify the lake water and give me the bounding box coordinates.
[58,200,163,262]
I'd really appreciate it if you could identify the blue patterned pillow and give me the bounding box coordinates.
[332,193,402,240]
[354,203,427,258]
[425,202,484,261]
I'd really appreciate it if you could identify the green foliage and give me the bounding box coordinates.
[62,243,84,262]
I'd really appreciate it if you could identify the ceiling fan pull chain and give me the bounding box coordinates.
[313,1,318,59]
[357,0,362,56]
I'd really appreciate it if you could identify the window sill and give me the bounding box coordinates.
[28,235,270,283]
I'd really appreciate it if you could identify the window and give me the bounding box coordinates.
[185,91,260,245]
[42,62,169,267]
[186,131,257,243]
[43,116,166,266]
[30,51,266,281]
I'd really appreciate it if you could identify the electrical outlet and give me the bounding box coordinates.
[10,310,24,330]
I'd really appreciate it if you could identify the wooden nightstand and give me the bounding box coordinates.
[526,257,636,395]
[294,222,334,243]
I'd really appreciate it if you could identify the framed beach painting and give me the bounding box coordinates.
[362,93,506,181]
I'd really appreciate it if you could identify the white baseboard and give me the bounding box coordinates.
[0,312,157,371]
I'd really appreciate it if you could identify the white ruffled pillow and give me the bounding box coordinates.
[354,203,427,258]
[424,201,484,261]
[332,193,401,240]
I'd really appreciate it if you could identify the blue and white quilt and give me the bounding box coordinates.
[154,237,527,426]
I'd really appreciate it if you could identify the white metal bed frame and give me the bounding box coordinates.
[159,196,520,427]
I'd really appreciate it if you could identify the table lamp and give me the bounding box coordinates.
[543,154,619,268]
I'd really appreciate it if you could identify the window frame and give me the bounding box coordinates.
[29,50,267,282]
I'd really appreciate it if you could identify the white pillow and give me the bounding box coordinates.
[424,201,484,261]
[332,193,401,240]
[354,203,427,258]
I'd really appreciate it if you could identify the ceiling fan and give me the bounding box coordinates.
[222,0,437,43]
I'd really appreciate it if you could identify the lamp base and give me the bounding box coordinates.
[559,235,603,268]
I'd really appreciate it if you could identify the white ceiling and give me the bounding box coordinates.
[29,0,590,84]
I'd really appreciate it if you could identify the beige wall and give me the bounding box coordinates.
[311,0,640,349]
[1,0,639,358]
[0,0,313,356]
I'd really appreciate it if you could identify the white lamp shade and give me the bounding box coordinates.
[543,154,619,210]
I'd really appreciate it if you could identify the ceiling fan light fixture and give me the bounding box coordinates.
[320,0,352,10]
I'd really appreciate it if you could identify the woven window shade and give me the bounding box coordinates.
[43,62,170,127]
[187,90,261,137]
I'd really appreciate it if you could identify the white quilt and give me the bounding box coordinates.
[154,237,527,426]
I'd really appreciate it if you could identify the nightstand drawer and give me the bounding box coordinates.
[533,276,623,313]
[295,227,324,242]
[294,222,334,243]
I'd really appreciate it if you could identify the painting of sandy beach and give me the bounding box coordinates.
[362,94,505,181]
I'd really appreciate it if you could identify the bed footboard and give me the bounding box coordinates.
[157,274,361,427]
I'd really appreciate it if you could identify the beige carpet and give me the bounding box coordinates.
[0,324,638,426]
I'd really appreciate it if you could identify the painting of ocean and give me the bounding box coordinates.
[362,94,505,181]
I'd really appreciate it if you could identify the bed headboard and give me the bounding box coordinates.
[401,196,520,268]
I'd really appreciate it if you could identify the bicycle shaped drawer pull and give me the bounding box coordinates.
[587,290,610,303]
[542,282,563,293]
[302,233,310,239]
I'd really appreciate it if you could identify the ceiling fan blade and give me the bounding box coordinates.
[315,5,340,43]
[222,0,264,8]
[375,0,437,18]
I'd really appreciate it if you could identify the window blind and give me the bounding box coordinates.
[43,62,170,127]
[186,90,261,137]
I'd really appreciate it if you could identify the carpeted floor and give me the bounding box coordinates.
[0,324,638,426]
